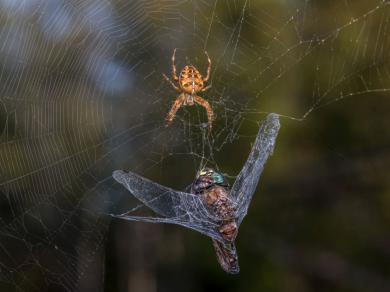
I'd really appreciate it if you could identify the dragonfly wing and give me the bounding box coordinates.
[112,170,224,242]
[111,214,225,242]
[231,113,281,226]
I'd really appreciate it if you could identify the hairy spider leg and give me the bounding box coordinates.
[194,95,214,132]
[163,73,180,92]
[201,84,212,92]
[172,48,179,81]
[166,93,186,125]
[203,51,211,82]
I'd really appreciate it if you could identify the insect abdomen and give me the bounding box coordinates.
[201,185,238,242]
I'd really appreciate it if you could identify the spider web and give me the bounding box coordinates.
[0,0,389,291]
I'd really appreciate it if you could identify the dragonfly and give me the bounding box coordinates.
[112,113,281,274]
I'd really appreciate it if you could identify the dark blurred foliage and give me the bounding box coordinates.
[0,0,389,292]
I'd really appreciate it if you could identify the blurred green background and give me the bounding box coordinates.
[0,0,389,291]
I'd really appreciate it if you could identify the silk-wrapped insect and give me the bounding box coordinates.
[112,113,281,274]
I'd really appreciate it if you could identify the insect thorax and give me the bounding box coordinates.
[191,169,236,222]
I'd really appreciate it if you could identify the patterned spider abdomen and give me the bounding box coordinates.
[179,65,204,94]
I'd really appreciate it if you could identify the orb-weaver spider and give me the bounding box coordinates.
[163,49,214,131]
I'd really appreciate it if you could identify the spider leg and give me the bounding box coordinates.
[163,73,181,92]
[166,93,186,126]
[201,84,212,92]
[172,48,179,81]
[203,51,211,82]
[194,95,214,132]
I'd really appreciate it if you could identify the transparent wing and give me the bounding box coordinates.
[231,113,281,226]
[112,170,225,242]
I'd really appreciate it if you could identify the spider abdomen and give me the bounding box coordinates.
[179,65,204,93]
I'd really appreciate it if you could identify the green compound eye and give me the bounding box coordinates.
[212,172,225,185]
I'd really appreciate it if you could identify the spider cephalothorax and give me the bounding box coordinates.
[163,49,215,131]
